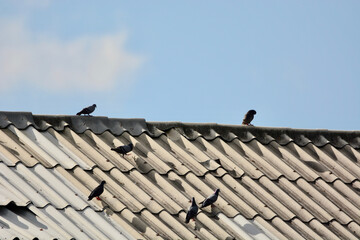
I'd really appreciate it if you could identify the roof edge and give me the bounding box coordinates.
[0,111,149,136]
[1,112,359,148]
[148,121,360,148]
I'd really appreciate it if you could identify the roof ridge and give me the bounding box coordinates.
[0,111,150,136]
[148,122,360,149]
[1,111,360,149]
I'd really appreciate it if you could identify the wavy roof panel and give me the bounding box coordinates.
[0,112,360,240]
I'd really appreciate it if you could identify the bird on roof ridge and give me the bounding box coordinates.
[88,180,106,201]
[77,104,97,116]
[242,109,256,126]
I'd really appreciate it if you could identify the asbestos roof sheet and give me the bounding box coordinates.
[0,111,360,240]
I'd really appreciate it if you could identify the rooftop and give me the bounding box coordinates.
[0,111,360,240]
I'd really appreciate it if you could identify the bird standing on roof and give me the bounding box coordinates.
[111,143,134,157]
[88,180,106,201]
[77,104,97,116]
[242,110,256,126]
[200,189,220,208]
[185,197,198,223]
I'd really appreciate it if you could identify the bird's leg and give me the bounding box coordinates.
[96,197,101,200]
[192,217,196,222]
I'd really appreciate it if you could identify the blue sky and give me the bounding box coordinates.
[0,1,359,130]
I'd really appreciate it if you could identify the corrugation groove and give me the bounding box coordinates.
[277,176,333,223]
[296,178,352,225]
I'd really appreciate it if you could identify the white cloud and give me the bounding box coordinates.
[0,18,144,92]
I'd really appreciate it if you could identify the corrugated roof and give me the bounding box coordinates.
[0,111,360,240]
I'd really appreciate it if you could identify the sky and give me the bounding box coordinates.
[0,1,359,130]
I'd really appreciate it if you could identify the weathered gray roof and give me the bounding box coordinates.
[0,111,360,240]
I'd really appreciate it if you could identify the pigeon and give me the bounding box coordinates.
[88,180,106,201]
[185,197,198,223]
[242,109,256,126]
[111,143,134,156]
[200,189,220,208]
[77,104,97,116]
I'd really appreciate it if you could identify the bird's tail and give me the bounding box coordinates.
[87,197,92,201]
[185,218,190,223]
[76,112,81,116]
[110,148,115,151]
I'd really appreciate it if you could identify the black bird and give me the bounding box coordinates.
[77,104,97,116]
[88,180,106,201]
[242,109,256,126]
[185,197,198,223]
[111,143,134,156]
[200,189,220,208]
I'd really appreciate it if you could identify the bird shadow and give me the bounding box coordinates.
[303,161,327,173]
[194,219,202,231]
[133,156,152,173]
[132,217,147,233]
[169,178,185,192]
[199,206,220,218]
[100,198,110,212]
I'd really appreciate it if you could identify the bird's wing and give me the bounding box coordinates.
[201,194,218,207]
[123,144,133,153]
[88,105,95,113]
[88,188,97,199]
[201,197,212,207]
[208,194,217,203]
[78,107,89,115]
[185,206,197,222]
[89,184,103,198]
[77,108,86,115]
[84,106,92,114]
